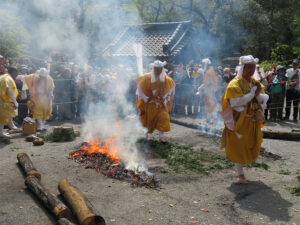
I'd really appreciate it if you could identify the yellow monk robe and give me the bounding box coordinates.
[24,73,55,120]
[203,66,219,114]
[221,77,265,165]
[0,74,18,125]
[136,72,175,133]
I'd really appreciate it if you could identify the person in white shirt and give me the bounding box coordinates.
[284,59,299,122]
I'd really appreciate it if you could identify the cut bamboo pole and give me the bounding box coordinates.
[58,179,105,225]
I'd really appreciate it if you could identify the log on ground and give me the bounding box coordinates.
[25,175,71,219]
[17,152,41,180]
[58,178,106,225]
[58,218,76,225]
[262,130,300,141]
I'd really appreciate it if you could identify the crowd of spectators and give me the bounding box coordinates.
[1,53,299,124]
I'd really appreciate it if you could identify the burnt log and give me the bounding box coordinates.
[58,218,76,225]
[25,175,71,219]
[262,130,300,141]
[58,179,106,225]
[17,152,41,180]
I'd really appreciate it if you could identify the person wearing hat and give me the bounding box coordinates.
[221,55,269,184]
[0,67,19,137]
[14,65,30,124]
[16,68,55,131]
[136,60,175,142]
[196,58,219,123]
[56,68,75,120]
[284,59,299,122]
[268,66,286,121]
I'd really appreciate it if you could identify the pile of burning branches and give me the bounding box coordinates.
[69,139,158,188]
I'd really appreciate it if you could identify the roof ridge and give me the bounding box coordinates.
[124,20,191,26]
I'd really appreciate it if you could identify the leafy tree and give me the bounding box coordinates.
[292,3,300,58]
[0,9,30,62]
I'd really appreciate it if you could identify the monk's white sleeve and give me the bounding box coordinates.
[229,86,257,111]
[8,88,18,108]
[163,86,175,104]
[16,75,26,83]
[222,103,235,131]
[136,85,148,102]
[256,93,269,110]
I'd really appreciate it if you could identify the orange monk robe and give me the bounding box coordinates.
[0,74,18,125]
[24,73,55,120]
[203,66,219,114]
[221,77,266,164]
[136,72,175,133]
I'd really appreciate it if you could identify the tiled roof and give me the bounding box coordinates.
[103,21,193,57]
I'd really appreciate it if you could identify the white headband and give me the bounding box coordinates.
[202,58,211,71]
[150,60,167,68]
[37,68,48,77]
[237,55,258,78]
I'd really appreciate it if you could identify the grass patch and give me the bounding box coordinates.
[249,162,270,170]
[38,132,76,142]
[289,185,300,196]
[277,169,291,175]
[137,138,233,174]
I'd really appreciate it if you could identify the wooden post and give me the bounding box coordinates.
[263,130,300,141]
[25,176,71,219]
[58,179,106,225]
[17,152,41,180]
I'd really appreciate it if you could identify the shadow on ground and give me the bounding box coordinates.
[228,181,292,222]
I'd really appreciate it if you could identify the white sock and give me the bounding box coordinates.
[234,163,244,175]
[9,119,17,129]
[36,119,42,129]
[0,124,10,137]
[159,131,164,139]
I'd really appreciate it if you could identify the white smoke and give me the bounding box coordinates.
[2,0,148,170]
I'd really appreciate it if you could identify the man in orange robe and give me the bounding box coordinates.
[17,68,54,131]
[136,60,175,142]
[0,67,19,137]
[221,55,269,184]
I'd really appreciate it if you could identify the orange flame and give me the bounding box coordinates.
[70,135,120,164]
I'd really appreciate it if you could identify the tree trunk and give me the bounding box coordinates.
[58,218,76,225]
[58,179,106,225]
[25,176,71,219]
[17,152,41,180]
[155,1,162,22]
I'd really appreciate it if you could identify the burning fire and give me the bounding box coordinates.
[69,135,120,164]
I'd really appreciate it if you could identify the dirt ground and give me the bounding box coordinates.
[0,121,299,225]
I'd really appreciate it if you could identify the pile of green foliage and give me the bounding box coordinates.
[137,138,233,174]
[38,132,76,142]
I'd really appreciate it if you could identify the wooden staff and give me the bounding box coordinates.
[58,179,106,225]
[17,152,41,180]
[25,175,71,219]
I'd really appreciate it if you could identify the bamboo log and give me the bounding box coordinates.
[58,179,106,225]
[17,152,41,180]
[58,218,76,225]
[262,130,300,141]
[25,175,71,219]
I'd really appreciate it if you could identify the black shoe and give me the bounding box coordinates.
[293,118,298,123]
[283,117,289,121]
